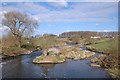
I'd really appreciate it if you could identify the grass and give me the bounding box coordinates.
[87,38,118,53]
[56,56,64,61]
[2,36,66,56]
[2,46,25,56]
[88,38,119,78]
[34,55,65,63]
[33,37,65,49]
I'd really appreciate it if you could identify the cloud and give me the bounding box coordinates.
[2,2,8,6]
[2,0,68,7]
[23,2,49,13]
[45,0,68,7]
[34,28,41,32]
[102,30,111,32]
[32,2,117,22]
[98,29,118,32]
[78,0,119,2]
[2,0,119,2]
[2,2,49,14]
[0,24,10,32]
[66,30,70,32]
[1,2,118,23]
[96,23,99,26]
[48,24,52,27]
[72,2,118,17]
[0,11,7,23]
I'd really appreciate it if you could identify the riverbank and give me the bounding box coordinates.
[2,36,66,59]
[90,54,119,78]
[2,49,33,59]
[2,38,119,78]
[86,38,119,78]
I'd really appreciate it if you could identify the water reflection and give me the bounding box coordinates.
[38,64,56,77]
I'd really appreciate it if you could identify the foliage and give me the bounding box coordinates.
[2,46,24,56]
[69,35,81,44]
[21,44,34,50]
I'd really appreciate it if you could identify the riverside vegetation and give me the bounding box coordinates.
[2,32,119,78]
[1,11,119,78]
[2,33,119,78]
[2,35,66,57]
[87,38,119,78]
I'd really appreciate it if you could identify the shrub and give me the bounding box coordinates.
[21,44,35,50]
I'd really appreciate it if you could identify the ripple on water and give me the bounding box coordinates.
[2,50,110,78]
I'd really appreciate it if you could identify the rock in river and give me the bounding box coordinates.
[90,57,99,63]
[33,46,95,64]
[90,63,101,67]
[33,55,65,64]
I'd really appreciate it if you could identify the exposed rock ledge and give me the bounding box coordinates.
[33,56,65,64]
[90,63,101,67]
[33,46,95,64]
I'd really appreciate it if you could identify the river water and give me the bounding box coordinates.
[2,49,110,78]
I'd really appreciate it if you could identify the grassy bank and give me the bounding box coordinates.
[87,38,119,78]
[2,36,66,57]
[86,38,118,53]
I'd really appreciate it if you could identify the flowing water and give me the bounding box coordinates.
[1,48,110,78]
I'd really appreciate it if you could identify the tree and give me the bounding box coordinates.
[69,35,80,44]
[2,11,38,47]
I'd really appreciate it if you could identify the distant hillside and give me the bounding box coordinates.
[59,31,118,38]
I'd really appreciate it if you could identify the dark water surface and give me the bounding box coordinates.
[2,50,110,78]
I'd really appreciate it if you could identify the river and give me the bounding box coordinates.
[1,47,110,78]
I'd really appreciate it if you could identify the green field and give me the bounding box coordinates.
[33,37,65,49]
[87,38,118,53]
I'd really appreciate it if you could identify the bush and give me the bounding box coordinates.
[69,35,80,44]
[21,44,35,50]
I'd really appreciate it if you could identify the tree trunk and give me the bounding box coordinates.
[18,36,22,48]
[14,35,22,48]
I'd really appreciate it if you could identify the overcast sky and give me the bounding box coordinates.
[0,0,119,36]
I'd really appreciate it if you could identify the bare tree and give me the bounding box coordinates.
[2,11,38,47]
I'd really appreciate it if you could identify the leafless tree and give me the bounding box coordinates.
[2,11,38,47]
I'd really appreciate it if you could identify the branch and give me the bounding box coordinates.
[18,21,23,30]
[21,25,28,35]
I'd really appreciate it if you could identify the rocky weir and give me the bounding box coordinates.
[33,45,95,64]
